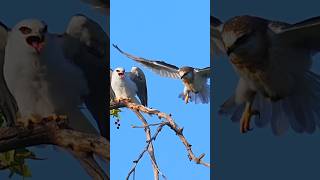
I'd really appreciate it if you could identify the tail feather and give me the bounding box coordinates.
[219,71,320,135]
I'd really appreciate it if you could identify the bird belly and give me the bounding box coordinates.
[111,78,138,101]
[231,56,293,100]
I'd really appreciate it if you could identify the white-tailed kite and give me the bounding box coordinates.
[113,44,210,104]
[3,14,108,138]
[111,67,147,106]
[213,15,320,135]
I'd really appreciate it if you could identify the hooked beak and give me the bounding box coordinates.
[118,72,125,79]
[26,35,45,54]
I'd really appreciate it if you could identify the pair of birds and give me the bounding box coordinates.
[213,15,320,135]
[0,15,108,139]
[110,45,211,106]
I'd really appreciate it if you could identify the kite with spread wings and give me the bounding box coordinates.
[212,15,320,135]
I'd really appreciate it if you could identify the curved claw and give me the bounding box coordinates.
[240,108,260,133]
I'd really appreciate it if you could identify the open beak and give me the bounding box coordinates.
[26,35,45,54]
[118,72,125,79]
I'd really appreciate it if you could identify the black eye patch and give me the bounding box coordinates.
[234,33,251,46]
[19,26,32,34]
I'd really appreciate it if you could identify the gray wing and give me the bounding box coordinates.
[196,67,211,79]
[269,16,320,51]
[129,67,148,106]
[81,0,109,14]
[62,14,109,139]
[211,16,226,56]
[113,44,180,79]
[110,69,115,100]
[0,23,18,127]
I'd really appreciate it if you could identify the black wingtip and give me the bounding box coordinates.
[112,44,124,54]
[211,16,222,26]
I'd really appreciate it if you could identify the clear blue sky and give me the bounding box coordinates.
[0,0,106,179]
[212,0,320,179]
[111,0,210,179]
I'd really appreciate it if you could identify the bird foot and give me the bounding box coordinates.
[115,97,132,103]
[17,114,42,127]
[184,93,190,104]
[43,114,68,122]
[240,109,260,133]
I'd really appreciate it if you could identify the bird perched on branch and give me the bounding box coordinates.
[3,14,108,138]
[111,67,148,106]
[212,15,320,135]
[113,44,211,104]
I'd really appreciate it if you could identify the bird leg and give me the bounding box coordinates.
[240,97,259,133]
[184,92,190,104]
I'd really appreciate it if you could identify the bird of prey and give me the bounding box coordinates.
[212,15,320,135]
[113,44,210,104]
[3,14,108,138]
[111,67,148,106]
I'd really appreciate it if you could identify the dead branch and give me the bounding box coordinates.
[127,121,168,180]
[133,110,160,180]
[0,117,109,180]
[110,99,210,179]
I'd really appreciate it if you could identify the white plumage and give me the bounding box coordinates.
[111,67,148,106]
[3,15,107,137]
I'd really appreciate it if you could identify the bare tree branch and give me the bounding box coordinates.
[0,117,109,180]
[111,99,210,180]
[132,110,160,180]
[127,121,168,180]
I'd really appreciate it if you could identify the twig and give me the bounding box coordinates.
[132,110,160,180]
[127,122,168,180]
[131,122,163,128]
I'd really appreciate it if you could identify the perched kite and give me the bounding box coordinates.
[113,44,210,104]
[3,14,108,138]
[111,67,148,106]
[212,15,320,135]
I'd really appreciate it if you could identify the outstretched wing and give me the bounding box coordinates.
[211,16,226,56]
[113,44,180,79]
[130,67,148,106]
[269,16,320,51]
[196,67,211,79]
[61,14,109,139]
[0,23,18,127]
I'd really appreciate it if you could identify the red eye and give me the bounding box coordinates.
[19,26,32,34]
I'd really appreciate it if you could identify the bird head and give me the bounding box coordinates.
[221,16,268,58]
[11,19,47,54]
[179,67,194,82]
[114,67,125,79]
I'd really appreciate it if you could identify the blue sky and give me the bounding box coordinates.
[212,0,320,179]
[111,0,210,179]
[0,0,106,179]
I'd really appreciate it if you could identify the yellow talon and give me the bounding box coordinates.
[240,100,260,133]
[184,93,189,104]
